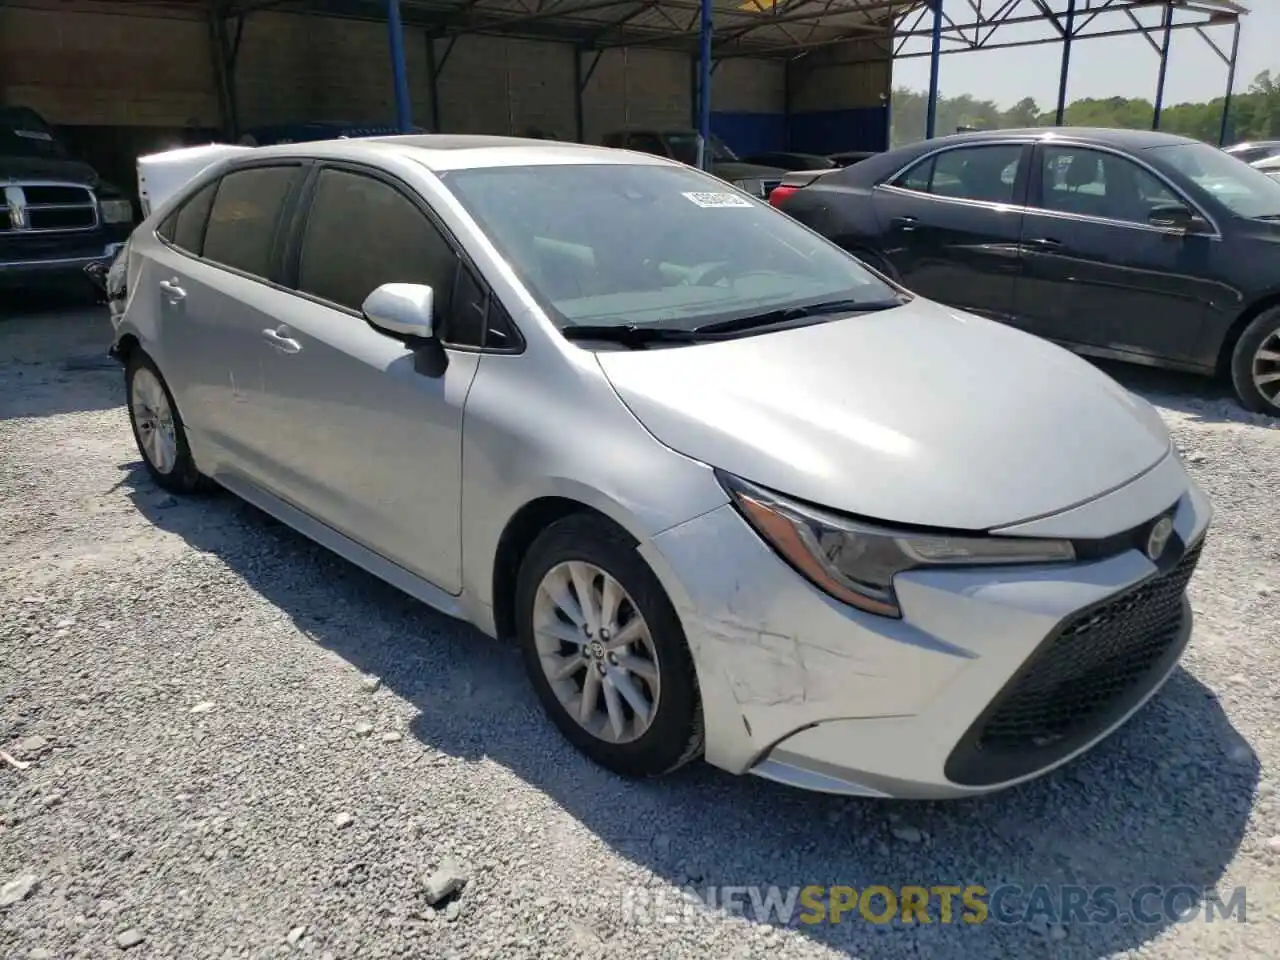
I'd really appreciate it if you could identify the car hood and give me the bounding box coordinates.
[0,155,99,187]
[712,161,788,181]
[595,300,1172,531]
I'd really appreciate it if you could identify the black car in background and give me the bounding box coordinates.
[741,150,836,171]
[776,127,1280,414]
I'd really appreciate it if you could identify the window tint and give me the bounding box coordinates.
[296,168,459,320]
[170,181,218,255]
[157,211,177,243]
[894,144,1023,204]
[202,166,298,277]
[1038,146,1182,224]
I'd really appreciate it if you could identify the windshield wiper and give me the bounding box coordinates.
[560,324,706,348]
[691,296,908,336]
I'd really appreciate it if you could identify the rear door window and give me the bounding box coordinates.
[202,165,301,278]
[160,180,219,255]
[893,144,1025,205]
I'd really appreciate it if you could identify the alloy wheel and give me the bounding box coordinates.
[130,366,178,474]
[1253,328,1280,410]
[532,561,661,743]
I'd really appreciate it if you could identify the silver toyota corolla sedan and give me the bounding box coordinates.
[109,134,1213,799]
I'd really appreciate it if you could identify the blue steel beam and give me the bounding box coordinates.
[696,0,712,169]
[925,0,943,139]
[1055,0,1076,125]
[1151,1,1173,130]
[387,0,413,132]
[1218,19,1240,146]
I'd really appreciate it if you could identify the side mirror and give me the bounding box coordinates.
[362,283,448,376]
[362,283,435,341]
[1148,204,1207,234]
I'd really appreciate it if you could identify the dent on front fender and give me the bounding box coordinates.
[641,504,971,775]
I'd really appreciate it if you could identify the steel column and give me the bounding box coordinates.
[696,0,713,169]
[387,0,413,132]
[1219,19,1241,147]
[575,49,603,143]
[925,0,943,139]
[1151,2,1172,130]
[1055,0,1076,125]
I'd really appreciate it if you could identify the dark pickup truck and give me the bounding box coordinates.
[1,106,135,290]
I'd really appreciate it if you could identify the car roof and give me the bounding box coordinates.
[908,126,1197,151]
[240,134,675,172]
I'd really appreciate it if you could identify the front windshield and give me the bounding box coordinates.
[1148,141,1280,220]
[0,108,68,160]
[664,132,738,166]
[440,163,899,332]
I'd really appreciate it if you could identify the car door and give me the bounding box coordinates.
[254,164,485,594]
[144,163,306,474]
[870,141,1029,321]
[1013,143,1217,360]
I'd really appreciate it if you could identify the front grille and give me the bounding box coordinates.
[945,538,1204,787]
[0,182,98,234]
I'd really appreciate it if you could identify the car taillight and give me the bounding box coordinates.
[768,185,799,207]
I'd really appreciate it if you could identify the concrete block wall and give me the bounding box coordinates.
[786,38,893,153]
[233,11,434,129]
[1,0,814,149]
[0,0,219,127]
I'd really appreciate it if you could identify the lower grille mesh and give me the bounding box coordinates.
[945,539,1204,786]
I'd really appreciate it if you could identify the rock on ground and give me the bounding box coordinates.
[1,307,1277,959]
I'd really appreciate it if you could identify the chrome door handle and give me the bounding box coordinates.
[1025,237,1062,250]
[891,216,918,231]
[158,278,186,300]
[262,328,301,354]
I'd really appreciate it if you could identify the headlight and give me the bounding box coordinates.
[100,199,134,224]
[719,472,1076,618]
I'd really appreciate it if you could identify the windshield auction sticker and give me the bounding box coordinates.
[682,191,753,208]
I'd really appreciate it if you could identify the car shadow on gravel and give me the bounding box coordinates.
[1094,359,1280,429]
[122,468,1260,960]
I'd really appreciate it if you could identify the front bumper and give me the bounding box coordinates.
[0,225,130,284]
[642,452,1213,799]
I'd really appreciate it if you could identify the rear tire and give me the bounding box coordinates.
[515,514,704,778]
[1230,307,1280,415]
[125,350,211,493]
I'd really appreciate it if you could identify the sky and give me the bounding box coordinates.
[892,2,1275,109]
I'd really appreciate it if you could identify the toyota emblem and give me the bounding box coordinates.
[1146,516,1174,562]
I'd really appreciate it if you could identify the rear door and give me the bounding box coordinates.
[870,141,1030,321]
[153,163,307,480]
[1013,142,1216,359]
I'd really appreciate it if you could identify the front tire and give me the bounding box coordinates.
[515,514,704,778]
[125,350,210,493]
[1230,306,1280,415]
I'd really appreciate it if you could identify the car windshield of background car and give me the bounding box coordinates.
[439,162,900,331]
[664,132,739,167]
[1150,141,1280,220]
[0,109,69,160]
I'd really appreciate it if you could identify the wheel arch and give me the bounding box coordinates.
[1215,292,1280,377]
[490,497,634,642]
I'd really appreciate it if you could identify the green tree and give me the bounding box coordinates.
[889,69,1280,147]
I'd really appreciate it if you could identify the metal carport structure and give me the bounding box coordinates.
[201,0,1248,154]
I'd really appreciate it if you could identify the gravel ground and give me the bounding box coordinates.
[2,303,1278,960]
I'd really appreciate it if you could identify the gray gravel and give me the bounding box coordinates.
[2,305,1278,960]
